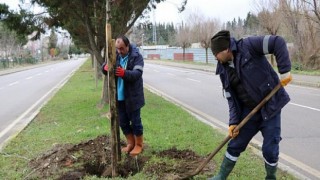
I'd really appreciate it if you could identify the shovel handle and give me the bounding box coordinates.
[180,83,282,179]
[234,83,282,132]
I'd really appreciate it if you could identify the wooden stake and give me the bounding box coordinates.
[106,1,121,177]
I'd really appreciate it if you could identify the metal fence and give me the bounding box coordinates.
[140,47,217,64]
[0,57,39,70]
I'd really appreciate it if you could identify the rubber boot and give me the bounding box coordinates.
[265,163,277,180]
[130,135,143,156]
[121,134,135,153]
[208,156,236,180]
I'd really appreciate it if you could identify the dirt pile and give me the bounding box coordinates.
[28,135,216,179]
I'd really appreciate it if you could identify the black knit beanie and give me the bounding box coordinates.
[211,30,230,55]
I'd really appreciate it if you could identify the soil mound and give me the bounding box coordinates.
[28,135,215,179]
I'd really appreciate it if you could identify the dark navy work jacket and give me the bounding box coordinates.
[216,35,291,125]
[116,44,145,113]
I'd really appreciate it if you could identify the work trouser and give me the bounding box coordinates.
[118,101,143,136]
[226,107,281,165]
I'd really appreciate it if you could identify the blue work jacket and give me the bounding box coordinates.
[115,44,145,113]
[216,35,291,125]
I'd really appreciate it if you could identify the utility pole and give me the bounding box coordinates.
[152,10,157,45]
[105,0,121,177]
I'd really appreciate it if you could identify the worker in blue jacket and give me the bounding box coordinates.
[209,30,292,180]
[102,35,145,156]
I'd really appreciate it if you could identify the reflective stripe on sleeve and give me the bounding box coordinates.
[263,35,271,54]
[133,65,143,71]
[224,90,231,98]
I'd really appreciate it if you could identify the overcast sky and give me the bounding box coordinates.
[0,0,40,12]
[0,0,19,10]
[1,0,254,24]
[153,0,254,24]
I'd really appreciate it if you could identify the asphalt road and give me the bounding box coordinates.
[0,58,86,148]
[143,62,320,180]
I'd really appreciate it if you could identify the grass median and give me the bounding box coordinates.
[0,59,296,179]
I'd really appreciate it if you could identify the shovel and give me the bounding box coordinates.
[177,83,282,180]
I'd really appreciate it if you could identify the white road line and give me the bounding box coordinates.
[45,70,49,73]
[153,70,160,73]
[289,102,320,112]
[36,73,42,76]
[26,77,33,80]
[167,73,175,76]
[175,69,188,73]
[8,81,19,86]
[186,78,201,83]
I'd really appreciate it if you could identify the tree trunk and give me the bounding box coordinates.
[183,47,185,60]
[205,48,208,64]
[83,6,104,66]
[91,53,94,68]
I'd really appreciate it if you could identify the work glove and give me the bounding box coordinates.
[228,125,239,139]
[280,72,292,86]
[104,64,108,71]
[115,66,125,77]
[101,62,108,75]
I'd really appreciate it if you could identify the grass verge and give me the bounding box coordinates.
[0,59,297,179]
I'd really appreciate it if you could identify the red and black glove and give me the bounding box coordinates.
[104,64,108,71]
[115,66,125,77]
[101,63,108,75]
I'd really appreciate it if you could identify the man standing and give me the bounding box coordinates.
[209,30,292,180]
[102,35,145,156]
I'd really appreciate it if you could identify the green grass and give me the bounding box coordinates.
[291,69,320,75]
[0,59,297,179]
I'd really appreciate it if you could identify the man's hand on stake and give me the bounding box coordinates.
[101,63,108,75]
[104,64,108,71]
[116,66,125,77]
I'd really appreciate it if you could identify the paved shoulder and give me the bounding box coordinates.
[145,60,320,88]
[0,60,68,76]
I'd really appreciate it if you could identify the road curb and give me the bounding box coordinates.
[292,80,320,88]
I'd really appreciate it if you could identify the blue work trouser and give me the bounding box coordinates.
[227,107,282,164]
[118,101,143,136]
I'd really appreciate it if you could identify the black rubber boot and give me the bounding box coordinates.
[208,156,236,180]
[265,163,277,180]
